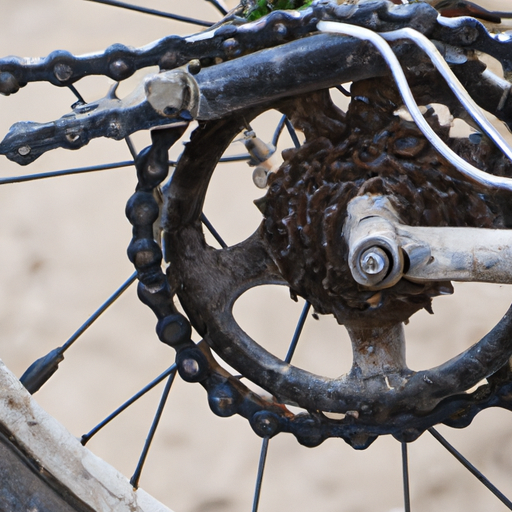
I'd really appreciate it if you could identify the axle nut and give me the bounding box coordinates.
[360,247,389,277]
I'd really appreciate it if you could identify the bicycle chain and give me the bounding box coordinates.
[1,0,511,96]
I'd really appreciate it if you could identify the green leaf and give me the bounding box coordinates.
[244,0,313,20]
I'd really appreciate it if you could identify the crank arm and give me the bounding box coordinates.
[346,195,512,288]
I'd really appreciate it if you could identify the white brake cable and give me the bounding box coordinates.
[380,27,512,162]
[317,20,512,192]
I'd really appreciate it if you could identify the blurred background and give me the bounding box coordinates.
[1,1,512,511]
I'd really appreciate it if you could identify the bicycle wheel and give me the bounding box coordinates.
[1,1,512,511]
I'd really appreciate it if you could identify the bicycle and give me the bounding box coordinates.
[1,1,512,512]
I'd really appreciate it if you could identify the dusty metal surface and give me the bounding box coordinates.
[3,2,512,511]
[0,429,94,512]
[2,1,512,162]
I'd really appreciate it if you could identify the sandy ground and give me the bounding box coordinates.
[1,1,512,511]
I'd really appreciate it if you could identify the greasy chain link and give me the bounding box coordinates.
[7,0,512,448]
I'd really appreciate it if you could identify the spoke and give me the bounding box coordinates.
[428,428,512,510]
[250,299,310,511]
[130,368,177,489]
[85,0,214,27]
[206,0,228,15]
[0,161,133,185]
[335,84,351,97]
[271,115,287,147]
[281,117,307,364]
[219,154,251,163]
[81,364,177,445]
[167,154,250,167]
[201,213,228,248]
[284,118,301,149]
[124,135,138,160]
[252,436,270,512]
[401,443,411,512]
[20,272,137,394]
[284,301,311,364]
[68,84,86,104]
[61,272,137,351]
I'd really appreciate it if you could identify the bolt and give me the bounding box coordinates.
[362,254,384,274]
[156,313,191,348]
[181,357,200,377]
[17,145,31,156]
[208,383,240,417]
[250,411,281,438]
[459,26,479,45]
[360,247,389,276]
[252,166,269,189]
[176,347,209,382]
[53,62,73,82]
[109,59,132,79]
[273,23,287,38]
[187,59,201,75]
[222,38,240,58]
[0,72,19,95]
[159,51,179,70]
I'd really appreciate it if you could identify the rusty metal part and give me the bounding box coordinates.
[124,6,512,443]
[318,21,512,190]
[115,0,512,445]
[346,194,512,288]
